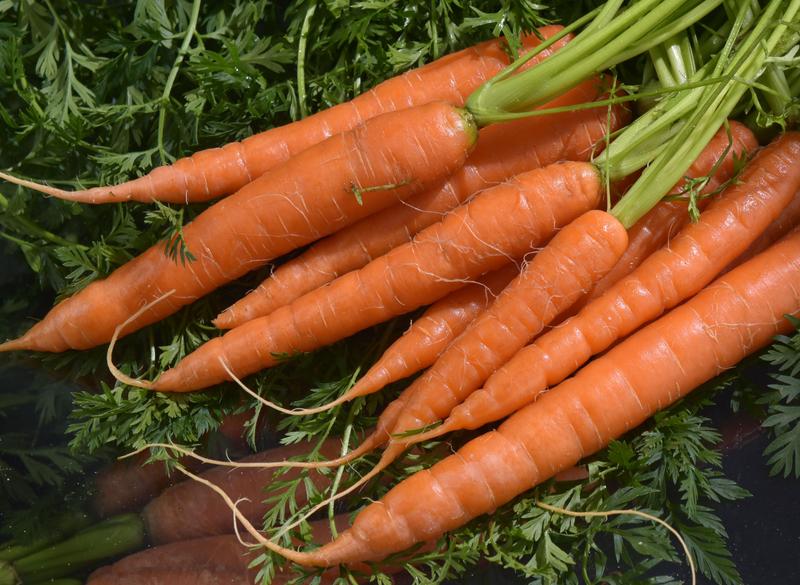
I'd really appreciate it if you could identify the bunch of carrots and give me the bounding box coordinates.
[2,0,800,582]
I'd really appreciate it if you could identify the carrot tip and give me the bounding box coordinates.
[0,337,28,352]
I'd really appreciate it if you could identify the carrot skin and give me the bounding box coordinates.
[154,161,604,392]
[1,103,475,353]
[215,74,628,328]
[582,122,758,304]
[86,535,258,584]
[86,567,251,585]
[142,439,339,544]
[346,264,520,400]
[445,130,800,434]
[23,28,564,205]
[389,209,629,437]
[299,226,800,567]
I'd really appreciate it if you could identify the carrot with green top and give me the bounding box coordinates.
[414,131,800,444]
[0,27,568,204]
[0,0,719,354]
[214,74,622,328]
[195,223,800,568]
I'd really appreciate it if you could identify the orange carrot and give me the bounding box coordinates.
[581,121,757,304]
[341,265,520,403]
[0,102,475,353]
[722,186,800,271]
[214,74,628,328]
[151,161,604,393]
[0,28,566,204]
[420,131,800,442]
[266,209,627,531]
[244,220,800,568]
[142,439,339,544]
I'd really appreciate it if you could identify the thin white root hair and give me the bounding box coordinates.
[536,500,696,585]
[221,357,352,416]
[121,441,363,471]
[274,460,386,540]
[107,289,176,390]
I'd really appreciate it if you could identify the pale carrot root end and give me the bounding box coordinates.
[0,336,30,353]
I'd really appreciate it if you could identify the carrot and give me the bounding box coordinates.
[237,220,800,569]
[142,438,339,544]
[722,185,800,271]
[580,121,757,305]
[214,74,628,328]
[339,265,520,404]
[0,102,476,353]
[262,209,627,533]
[92,452,201,518]
[86,567,250,585]
[247,122,757,484]
[0,27,567,204]
[420,131,800,443]
[151,160,605,392]
[86,535,258,584]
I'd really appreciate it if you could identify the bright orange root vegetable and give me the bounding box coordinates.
[214,74,628,328]
[0,102,475,353]
[260,224,800,568]
[581,121,758,305]
[431,131,800,440]
[152,161,604,392]
[0,27,566,204]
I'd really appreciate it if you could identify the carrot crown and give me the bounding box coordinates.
[611,0,800,228]
[465,0,724,126]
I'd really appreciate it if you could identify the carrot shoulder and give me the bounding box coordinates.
[214,73,628,328]
[0,102,475,353]
[280,224,800,568]
[582,121,758,304]
[438,130,800,438]
[152,161,604,392]
[0,28,565,204]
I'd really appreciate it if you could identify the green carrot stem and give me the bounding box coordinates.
[0,511,92,563]
[5,514,144,584]
[467,0,721,125]
[612,0,798,229]
[0,193,86,249]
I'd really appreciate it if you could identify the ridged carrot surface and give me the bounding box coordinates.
[0,103,475,353]
[582,122,757,304]
[153,161,604,392]
[0,27,565,204]
[274,225,800,568]
[436,131,800,438]
[343,265,520,402]
[215,75,628,328]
